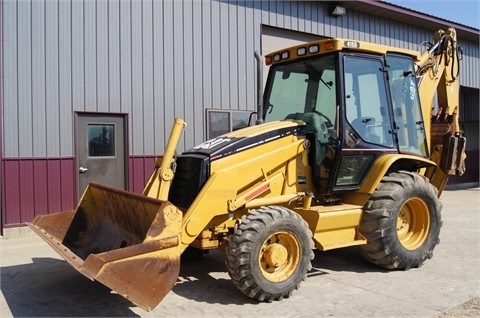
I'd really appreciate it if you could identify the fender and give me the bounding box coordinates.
[342,153,436,206]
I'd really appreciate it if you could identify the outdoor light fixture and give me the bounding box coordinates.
[330,5,346,17]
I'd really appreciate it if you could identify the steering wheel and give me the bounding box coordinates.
[314,110,333,128]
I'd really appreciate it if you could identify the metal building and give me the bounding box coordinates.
[1,0,479,233]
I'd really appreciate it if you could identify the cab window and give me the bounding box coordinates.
[344,55,394,147]
[386,54,428,156]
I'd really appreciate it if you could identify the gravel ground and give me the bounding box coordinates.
[438,297,480,317]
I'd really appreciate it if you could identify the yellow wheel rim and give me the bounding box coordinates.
[396,197,430,250]
[259,231,300,282]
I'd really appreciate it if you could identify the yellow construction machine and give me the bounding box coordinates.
[28,28,466,311]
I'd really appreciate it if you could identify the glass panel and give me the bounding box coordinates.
[206,110,256,139]
[232,112,251,131]
[265,70,309,121]
[386,54,428,156]
[88,124,115,157]
[344,56,394,147]
[335,156,374,186]
[315,69,337,115]
[264,54,337,123]
[208,111,230,139]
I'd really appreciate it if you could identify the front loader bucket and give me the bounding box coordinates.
[27,182,183,311]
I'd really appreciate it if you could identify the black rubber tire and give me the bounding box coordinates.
[359,171,442,270]
[225,206,314,302]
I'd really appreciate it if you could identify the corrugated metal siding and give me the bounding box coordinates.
[129,155,156,194]
[2,157,76,226]
[2,0,479,158]
[460,40,480,88]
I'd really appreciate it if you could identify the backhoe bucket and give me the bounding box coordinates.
[27,182,183,311]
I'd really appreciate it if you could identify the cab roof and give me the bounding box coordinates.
[265,38,421,66]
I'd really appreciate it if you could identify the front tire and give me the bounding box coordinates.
[359,171,442,270]
[225,206,314,302]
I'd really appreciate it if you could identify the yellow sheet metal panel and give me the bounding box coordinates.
[295,205,365,251]
[363,154,435,192]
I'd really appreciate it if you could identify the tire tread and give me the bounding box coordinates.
[359,171,442,270]
[226,206,314,301]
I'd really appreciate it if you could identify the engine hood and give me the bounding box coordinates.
[183,120,304,161]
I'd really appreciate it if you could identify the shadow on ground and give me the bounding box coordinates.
[1,246,387,315]
[172,250,256,305]
[172,247,388,304]
[1,258,137,317]
[312,246,389,274]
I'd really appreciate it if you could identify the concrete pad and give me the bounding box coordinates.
[1,188,479,317]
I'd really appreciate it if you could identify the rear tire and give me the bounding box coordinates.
[225,206,314,302]
[359,171,442,270]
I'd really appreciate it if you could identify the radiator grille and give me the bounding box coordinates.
[169,154,210,210]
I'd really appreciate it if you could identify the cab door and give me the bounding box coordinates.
[332,54,396,191]
[386,54,428,156]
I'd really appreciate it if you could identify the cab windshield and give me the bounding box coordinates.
[263,54,337,125]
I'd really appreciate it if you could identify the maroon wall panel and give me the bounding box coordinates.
[2,156,158,228]
[19,160,35,223]
[33,160,49,216]
[46,160,62,213]
[60,159,75,209]
[1,157,76,227]
[3,160,21,225]
[129,156,156,194]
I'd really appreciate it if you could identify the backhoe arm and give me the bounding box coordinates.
[415,28,466,194]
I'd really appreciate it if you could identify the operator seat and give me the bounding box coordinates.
[301,113,330,165]
[286,112,330,165]
[285,112,331,189]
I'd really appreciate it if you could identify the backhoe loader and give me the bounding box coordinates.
[28,27,466,311]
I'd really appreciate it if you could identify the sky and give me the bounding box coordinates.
[385,0,480,29]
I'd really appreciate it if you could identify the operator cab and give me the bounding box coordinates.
[263,39,428,195]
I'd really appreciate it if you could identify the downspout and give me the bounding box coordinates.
[254,51,264,124]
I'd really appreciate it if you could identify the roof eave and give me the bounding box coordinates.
[339,0,479,42]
